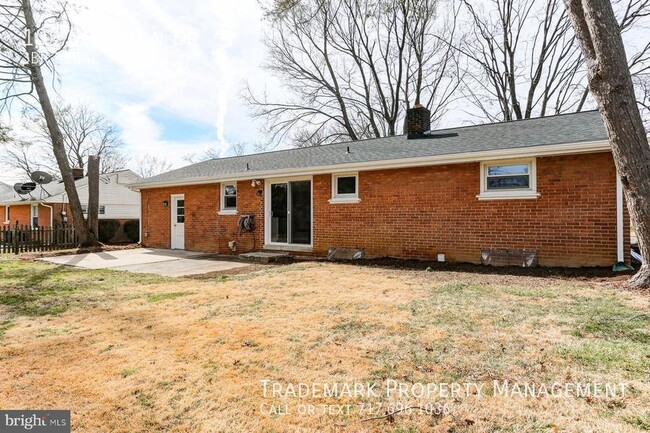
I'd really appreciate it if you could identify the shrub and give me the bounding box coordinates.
[98,220,120,243]
[123,220,140,243]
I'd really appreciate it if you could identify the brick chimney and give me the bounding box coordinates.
[71,167,84,180]
[406,104,431,138]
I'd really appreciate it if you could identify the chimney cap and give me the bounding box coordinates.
[71,167,84,180]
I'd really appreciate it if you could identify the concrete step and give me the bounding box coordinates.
[238,251,292,264]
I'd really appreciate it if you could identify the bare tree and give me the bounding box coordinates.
[183,141,253,164]
[27,104,129,173]
[1,104,129,178]
[565,0,650,289]
[86,154,99,237]
[0,0,98,246]
[182,147,220,164]
[230,141,247,156]
[245,0,461,148]
[634,72,650,130]
[0,139,44,177]
[0,124,8,142]
[135,154,173,178]
[456,0,650,122]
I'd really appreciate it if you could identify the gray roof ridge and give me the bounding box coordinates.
[132,110,607,186]
[195,109,603,164]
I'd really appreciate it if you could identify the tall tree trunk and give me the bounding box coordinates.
[21,0,98,247]
[565,0,650,289]
[87,155,100,239]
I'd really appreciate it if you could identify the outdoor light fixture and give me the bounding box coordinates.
[251,179,262,187]
[162,200,169,207]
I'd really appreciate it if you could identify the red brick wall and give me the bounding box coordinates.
[139,152,627,267]
[140,182,264,253]
[0,204,52,227]
[214,181,265,255]
[313,152,625,266]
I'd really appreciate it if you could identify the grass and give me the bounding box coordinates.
[120,368,138,377]
[146,292,190,303]
[0,257,169,316]
[0,256,648,432]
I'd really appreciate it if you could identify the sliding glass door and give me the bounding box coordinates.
[269,180,312,245]
[271,184,288,243]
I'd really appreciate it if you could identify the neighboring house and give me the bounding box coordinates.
[0,170,141,235]
[131,109,630,267]
[0,182,11,198]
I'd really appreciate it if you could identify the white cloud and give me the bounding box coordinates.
[1,0,274,183]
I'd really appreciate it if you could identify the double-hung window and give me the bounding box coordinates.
[478,158,540,200]
[31,204,39,227]
[219,183,238,214]
[81,205,106,215]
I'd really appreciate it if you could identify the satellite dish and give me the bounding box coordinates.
[13,183,27,195]
[31,171,53,185]
[20,182,37,192]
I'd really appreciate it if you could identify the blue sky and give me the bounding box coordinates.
[1,0,276,183]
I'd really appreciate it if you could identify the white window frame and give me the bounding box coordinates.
[329,172,360,204]
[219,183,238,215]
[263,175,314,252]
[81,205,105,215]
[31,204,39,227]
[4,205,10,224]
[477,158,540,200]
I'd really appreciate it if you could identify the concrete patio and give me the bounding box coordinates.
[38,248,250,277]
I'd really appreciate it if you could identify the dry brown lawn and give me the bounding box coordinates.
[0,257,649,432]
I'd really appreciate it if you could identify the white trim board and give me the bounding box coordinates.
[477,158,541,200]
[130,140,611,190]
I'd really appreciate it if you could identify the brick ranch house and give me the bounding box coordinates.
[131,109,630,267]
[0,169,142,242]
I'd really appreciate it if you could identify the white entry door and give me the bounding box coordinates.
[171,194,185,250]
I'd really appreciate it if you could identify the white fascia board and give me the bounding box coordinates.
[0,199,43,206]
[129,140,611,190]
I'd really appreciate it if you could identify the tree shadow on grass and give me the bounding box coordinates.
[0,265,77,317]
[23,265,70,289]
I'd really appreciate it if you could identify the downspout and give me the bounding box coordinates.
[613,176,633,271]
[41,202,54,227]
[138,191,142,245]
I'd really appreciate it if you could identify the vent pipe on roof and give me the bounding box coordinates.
[406,104,431,139]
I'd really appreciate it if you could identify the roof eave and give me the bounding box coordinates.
[0,200,44,206]
[129,140,611,190]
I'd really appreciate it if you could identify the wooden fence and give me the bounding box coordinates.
[0,224,78,254]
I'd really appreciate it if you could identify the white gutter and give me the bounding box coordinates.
[616,176,625,263]
[129,140,611,191]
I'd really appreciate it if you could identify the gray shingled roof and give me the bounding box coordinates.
[0,181,66,204]
[0,170,140,204]
[134,111,607,187]
[0,182,12,199]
